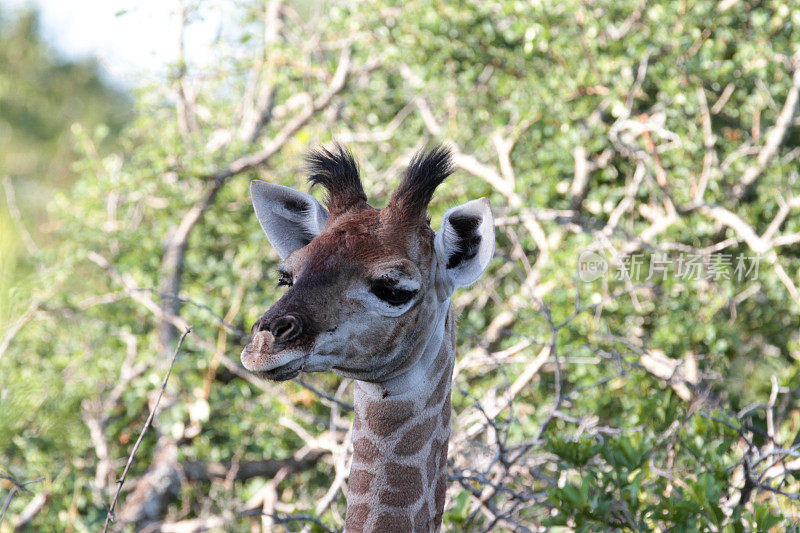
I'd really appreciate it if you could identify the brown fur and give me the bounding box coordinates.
[374,513,412,532]
[349,469,375,495]
[345,504,371,532]
[364,400,414,437]
[393,417,438,456]
[380,463,424,506]
[352,437,381,463]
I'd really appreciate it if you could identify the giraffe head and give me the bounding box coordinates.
[241,144,493,383]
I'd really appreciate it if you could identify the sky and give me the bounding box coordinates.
[3,0,220,86]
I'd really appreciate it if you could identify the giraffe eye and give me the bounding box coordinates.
[370,280,417,306]
[277,270,293,288]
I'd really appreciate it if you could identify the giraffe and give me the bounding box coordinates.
[241,144,494,532]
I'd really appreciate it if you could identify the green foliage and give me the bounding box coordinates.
[0,7,131,326]
[0,8,130,189]
[2,0,800,531]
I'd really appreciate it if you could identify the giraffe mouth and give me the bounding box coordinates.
[241,329,310,380]
[253,359,304,381]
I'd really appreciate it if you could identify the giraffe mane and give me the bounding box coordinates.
[388,145,454,223]
[306,143,367,215]
[306,143,453,225]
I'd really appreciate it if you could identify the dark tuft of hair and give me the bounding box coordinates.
[306,143,367,214]
[388,145,454,220]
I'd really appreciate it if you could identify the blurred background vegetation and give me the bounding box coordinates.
[1,0,799,531]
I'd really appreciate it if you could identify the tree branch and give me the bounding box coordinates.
[181,448,327,483]
[157,44,352,352]
[103,328,191,532]
[731,55,800,200]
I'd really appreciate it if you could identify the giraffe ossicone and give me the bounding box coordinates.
[242,144,494,532]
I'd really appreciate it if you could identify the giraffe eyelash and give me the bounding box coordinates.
[276,269,293,288]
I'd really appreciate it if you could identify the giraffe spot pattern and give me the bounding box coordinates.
[414,503,431,532]
[441,395,451,429]
[345,502,370,532]
[374,513,412,532]
[365,400,414,436]
[426,439,442,483]
[434,472,447,525]
[348,469,374,495]
[352,437,380,463]
[425,369,451,409]
[431,342,449,376]
[393,416,438,456]
[380,462,423,507]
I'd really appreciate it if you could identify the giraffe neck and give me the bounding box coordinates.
[345,305,455,533]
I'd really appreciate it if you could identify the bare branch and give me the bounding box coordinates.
[0,299,40,361]
[698,205,770,254]
[182,448,327,483]
[174,1,198,140]
[103,328,191,532]
[1,176,38,255]
[237,0,282,143]
[694,87,718,204]
[12,491,48,531]
[731,55,800,200]
[0,474,43,529]
[159,44,353,351]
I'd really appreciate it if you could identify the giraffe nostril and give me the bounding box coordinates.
[250,316,272,335]
[255,317,271,334]
[269,315,302,343]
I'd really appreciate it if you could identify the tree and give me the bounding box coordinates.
[0,7,130,326]
[1,1,798,531]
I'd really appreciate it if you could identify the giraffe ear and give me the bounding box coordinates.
[434,198,495,288]
[250,180,329,259]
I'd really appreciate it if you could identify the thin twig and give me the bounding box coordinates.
[731,54,800,200]
[0,299,40,360]
[238,510,335,533]
[2,176,38,255]
[102,328,192,532]
[298,377,354,411]
[0,474,43,528]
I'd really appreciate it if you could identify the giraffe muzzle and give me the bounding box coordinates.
[241,312,310,380]
[241,324,306,380]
